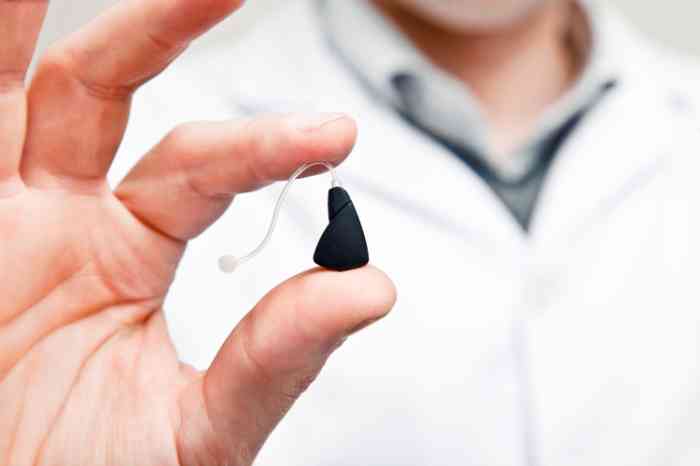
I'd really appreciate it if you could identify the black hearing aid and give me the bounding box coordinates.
[313,186,369,271]
[218,162,369,274]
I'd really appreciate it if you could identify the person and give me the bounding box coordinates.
[2,0,699,464]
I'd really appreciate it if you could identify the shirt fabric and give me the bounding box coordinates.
[319,0,620,230]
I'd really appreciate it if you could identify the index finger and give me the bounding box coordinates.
[21,0,244,185]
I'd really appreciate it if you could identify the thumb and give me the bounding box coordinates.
[177,266,397,466]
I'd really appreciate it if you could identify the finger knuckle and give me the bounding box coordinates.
[35,46,134,101]
[34,46,71,79]
[165,122,234,199]
[166,121,204,154]
[281,370,321,403]
[290,279,331,343]
[0,70,26,94]
[145,30,181,55]
[237,316,274,384]
[235,118,269,187]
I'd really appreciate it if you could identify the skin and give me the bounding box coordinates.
[373,0,582,156]
[0,1,397,465]
[377,0,551,31]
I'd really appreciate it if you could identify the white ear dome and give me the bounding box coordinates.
[218,255,240,274]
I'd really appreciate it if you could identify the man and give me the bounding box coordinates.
[2,0,699,465]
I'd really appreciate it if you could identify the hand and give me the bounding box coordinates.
[0,1,397,465]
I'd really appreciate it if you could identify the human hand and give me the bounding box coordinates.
[0,1,396,465]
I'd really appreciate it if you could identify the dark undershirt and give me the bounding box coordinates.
[392,76,618,231]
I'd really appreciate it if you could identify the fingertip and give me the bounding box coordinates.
[285,112,358,166]
[301,265,396,309]
[281,265,397,340]
[343,265,398,320]
[329,115,358,158]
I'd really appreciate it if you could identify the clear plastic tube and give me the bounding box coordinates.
[218,161,341,273]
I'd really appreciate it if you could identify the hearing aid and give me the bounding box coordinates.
[218,161,369,274]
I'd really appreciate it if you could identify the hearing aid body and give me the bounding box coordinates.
[314,186,369,271]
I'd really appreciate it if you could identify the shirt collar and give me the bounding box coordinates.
[535,0,621,138]
[320,0,622,179]
[321,0,620,109]
[319,0,428,109]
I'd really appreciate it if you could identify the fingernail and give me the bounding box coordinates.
[292,112,349,132]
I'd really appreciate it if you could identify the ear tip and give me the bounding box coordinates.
[218,255,240,273]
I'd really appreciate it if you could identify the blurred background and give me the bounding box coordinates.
[35,0,700,66]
